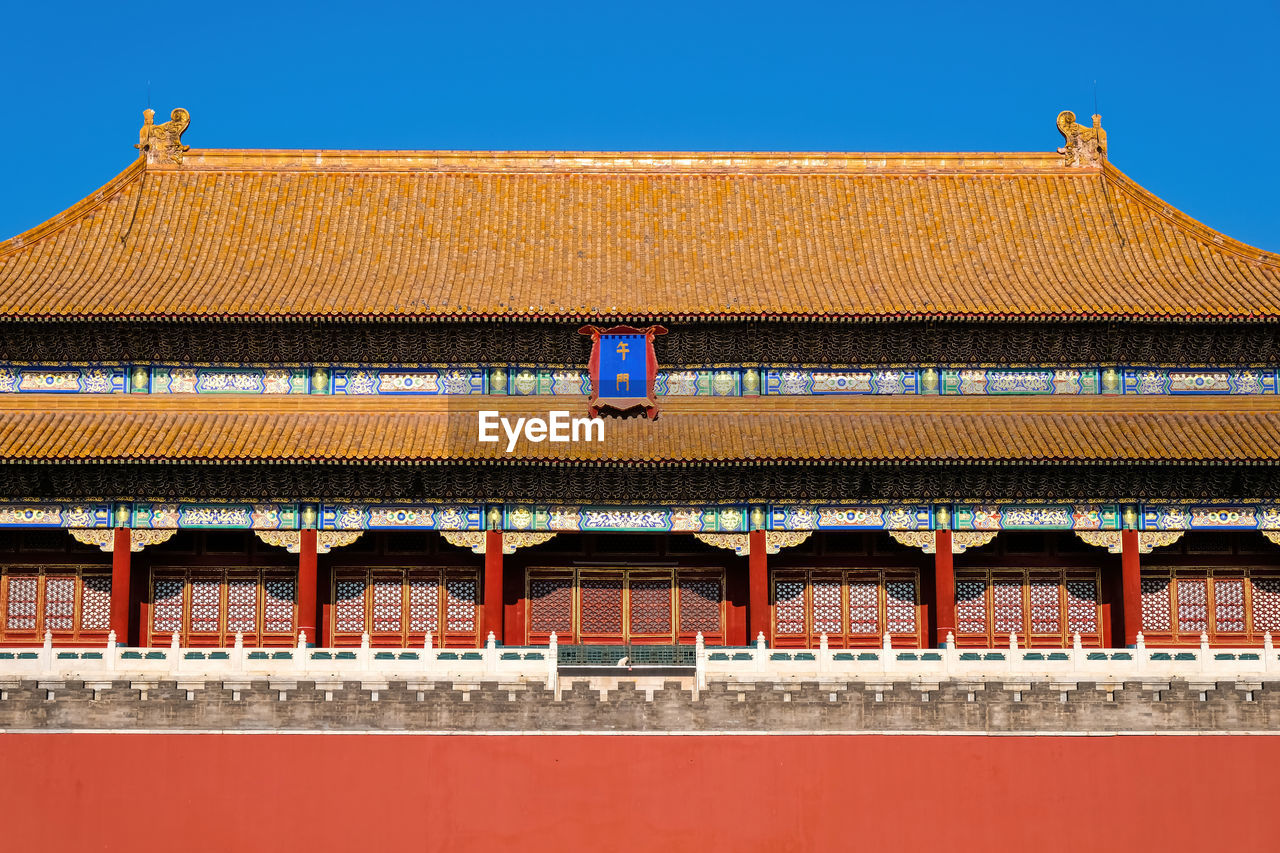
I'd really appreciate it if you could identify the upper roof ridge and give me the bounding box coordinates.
[136,106,1088,175]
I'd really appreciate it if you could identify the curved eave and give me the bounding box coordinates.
[0,157,146,257]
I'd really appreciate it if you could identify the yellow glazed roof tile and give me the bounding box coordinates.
[1,144,1277,321]
[1,395,1278,464]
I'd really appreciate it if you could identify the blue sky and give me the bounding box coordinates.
[1,1,1276,250]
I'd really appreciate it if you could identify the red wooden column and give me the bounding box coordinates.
[298,528,318,646]
[109,527,131,644]
[933,529,955,647]
[484,530,504,644]
[748,529,768,644]
[1120,528,1142,647]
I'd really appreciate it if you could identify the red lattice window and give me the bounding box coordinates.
[529,578,573,635]
[774,580,805,634]
[992,579,1024,635]
[579,578,623,635]
[445,578,478,633]
[629,579,671,635]
[885,580,916,634]
[152,578,184,634]
[5,576,37,631]
[1065,580,1099,634]
[81,576,111,631]
[1142,569,1280,646]
[1028,577,1060,634]
[335,578,366,633]
[1177,579,1208,634]
[372,576,403,633]
[812,579,843,634]
[847,581,878,634]
[955,569,1101,648]
[150,569,298,646]
[1252,578,1280,633]
[225,579,258,634]
[1214,578,1246,634]
[42,576,76,631]
[189,578,222,634]
[331,569,479,647]
[263,579,295,634]
[770,569,920,648]
[1141,577,1171,632]
[1,569,114,642]
[955,580,987,634]
[407,576,439,633]
[678,578,721,635]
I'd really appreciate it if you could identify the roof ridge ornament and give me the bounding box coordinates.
[136,107,191,165]
[1056,110,1107,167]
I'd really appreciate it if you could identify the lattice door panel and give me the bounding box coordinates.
[955,569,1100,648]
[579,575,625,641]
[1252,577,1280,634]
[0,569,114,642]
[4,576,38,632]
[528,568,724,645]
[407,573,441,636]
[150,569,300,647]
[187,577,224,640]
[1142,569,1280,646]
[770,570,921,649]
[955,579,988,637]
[812,577,845,636]
[1064,579,1099,636]
[262,577,296,635]
[225,578,259,636]
[845,580,878,635]
[371,575,404,634]
[1027,576,1061,636]
[444,576,479,638]
[677,576,723,640]
[42,576,76,632]
[628,578,673,639]
[773,578,806,637]
[152,577,184,635]
[528,576,574,640]
[1176,579,1209,634]
[1214,578,1246,635]
[884,578,918,636]
[334,575,368,634]
[81,576,111,632]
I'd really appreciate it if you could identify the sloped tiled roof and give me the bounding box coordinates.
[2,395,1277,464]
[1,144,1277,322]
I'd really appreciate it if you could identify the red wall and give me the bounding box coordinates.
[1,733,1275,852]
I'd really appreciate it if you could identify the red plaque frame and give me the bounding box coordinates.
[578,324,668,419]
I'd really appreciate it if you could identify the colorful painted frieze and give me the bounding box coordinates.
[941,369,1099,395]
[129,503,297,529]
[149,367,304,394]
[505,505,748,532]
[770,505,931,530]
[1123,369,1276,395]
[952,504,1118,531]
[0,365,125,393]
[764,369,917,395]
[0,503,111,527]
[320,504,483,531]
[1142,504,1280,530]
[656,370,742,396]
[331,368,484,395]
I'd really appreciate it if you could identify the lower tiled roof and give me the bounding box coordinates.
[0,396,1277,464]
